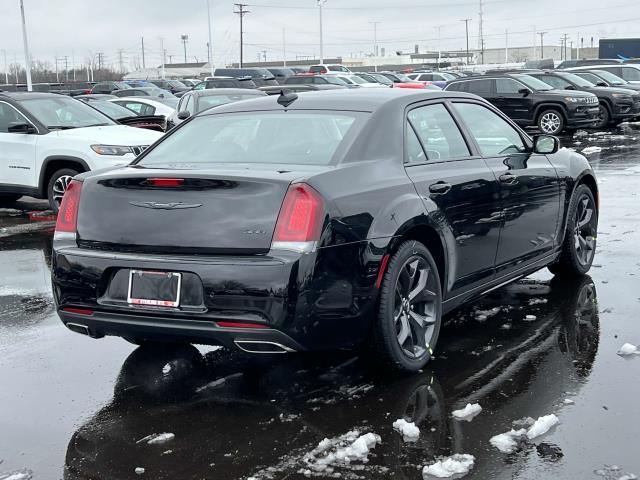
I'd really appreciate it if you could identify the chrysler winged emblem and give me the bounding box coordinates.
[129,201,203,210]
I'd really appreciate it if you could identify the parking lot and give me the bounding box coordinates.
[1,122,639,479]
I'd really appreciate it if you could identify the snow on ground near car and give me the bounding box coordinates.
[301,430,381,474]
[422,454,475,478]
[247,429,386,479]
[489,428,527,453]
[582,146,603,155]
[134,467,145,475]
[526,414,559,439]
[617,343,640,356]
[392,418,420,441]
[0,469,33,480]
[451,403,482,421]
[136,432,175,445]
[594,464,638,480]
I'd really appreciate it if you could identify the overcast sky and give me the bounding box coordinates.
[1,0,639,71]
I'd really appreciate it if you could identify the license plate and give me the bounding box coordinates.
[127,270,182,308]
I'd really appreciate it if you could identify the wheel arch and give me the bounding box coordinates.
[385,220,449,293]
[39,156,90,197]
[534,103,568,123]
[559,171,599,243]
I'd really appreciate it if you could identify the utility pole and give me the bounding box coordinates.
[160,38,165,79]
[282,28,287,66]
[569,41,573,60]
[369,21,380,71]
[207,0,214,76]
[538,32,547,59]
[478,0,484,64]
[141,37,146,69]
[234,3,250,68]
[1,50,8,84]
[180,34,189,63]
[460,19,471,65]
[117,49,124,74]
[318,0,326,64]
[505,29,509,63]
[19,0,33,91]
[436,25,442,70]
[63,55,69,81]
[55,56,59,82]
[72,50,76,81]
[562,33,569,62]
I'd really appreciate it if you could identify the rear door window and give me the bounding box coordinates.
[537,75,571,89]
[407,103,471,161]
[466,79,493,95]
[620,67,640,81]
[495,78,524,94]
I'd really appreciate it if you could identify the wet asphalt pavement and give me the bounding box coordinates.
[1,124,640,480]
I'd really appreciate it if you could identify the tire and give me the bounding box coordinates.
[537,109,565,135]
[47,168,78,213]
[0,194,22,204]
[548,184,597,276]
[593,104,611,129]
[370,240,443,373]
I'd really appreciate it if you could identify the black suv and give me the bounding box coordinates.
[194,77,257,90]
[445,73,599,134]
[527,70,640,127]
[213,68,278,87]
[91,81,132,95]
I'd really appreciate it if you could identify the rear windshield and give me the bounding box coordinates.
[137,111,365,168]
[197,94,262,112]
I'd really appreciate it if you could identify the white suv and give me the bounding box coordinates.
[0,92,163,211]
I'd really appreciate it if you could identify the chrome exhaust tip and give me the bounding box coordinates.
[234,340,295,354]
[66,322,90,336]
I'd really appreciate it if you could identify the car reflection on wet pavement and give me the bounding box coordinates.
[1,123,640,480]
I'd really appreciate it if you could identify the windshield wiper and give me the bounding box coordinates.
[47,125,76,130]
[84,123,111,127]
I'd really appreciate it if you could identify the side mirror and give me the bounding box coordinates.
[158,93,165,98]
[7,122,36,134]
[533,134,559,154]
[596,82,608,87]
[565,85,576,90]
[518,88,531,96]
[177,110,191,120]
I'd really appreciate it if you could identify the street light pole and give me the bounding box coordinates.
[19,0,33,91]
[1,50,8,84]
[460,19,471,65]
[538,32,547,59]
[207,0,214,76]
[318,0,326,64]
[180,34,189,63]
[369,21,380,71]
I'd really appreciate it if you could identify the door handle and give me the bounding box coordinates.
[429,182,452,194]
[499,173,517,184]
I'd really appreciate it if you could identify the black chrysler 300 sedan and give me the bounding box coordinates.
[52,89,598,372]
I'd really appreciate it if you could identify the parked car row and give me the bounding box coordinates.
[443,64,640,134]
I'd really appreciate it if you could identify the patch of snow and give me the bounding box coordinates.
[617,343,640,356]
[422,454,475,478]
[528,298,548,305]
[619,475,638,480]
[135,467,145,475]
[490,428,527,453]
[162,363,172,375]
[279,413,300,423]
[0,469,33,480]
[474,307,501,321]
[524,314,537,322]
[137,432,175,445]
[582,146,603,155]
[392,418,420,441]
[196,377,227,392]
[563,399,575,405]
[526,414,559,439]
[302,430,381,473]
[452,403,482,422]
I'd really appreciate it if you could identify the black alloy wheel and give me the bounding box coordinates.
[549,184,597,276]
[594,104,611,129]
[371,241,443,372]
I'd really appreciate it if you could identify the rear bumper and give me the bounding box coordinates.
[58,308,305,352]
[52,241,380,350]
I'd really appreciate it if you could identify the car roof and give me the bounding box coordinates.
[0,91,64,100]
[200,88,476,115]
[191,88,266,97]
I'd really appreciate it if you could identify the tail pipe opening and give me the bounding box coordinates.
[234,340,296,354]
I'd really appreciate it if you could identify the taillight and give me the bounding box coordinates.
[272,183,324,253]
[55,179,82,236]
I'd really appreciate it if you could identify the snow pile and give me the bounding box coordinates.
[563,399,575,405]
[524,314,537,322]
[582,146,602,155]
[301,430,381,474]
[474,307,502,321]
[422,454,475,478]
[617,343,640,356]
[526,414,559,439]
[135,467,145,475]
[452,403,482,422]
[618,475,638,480]
[528,298,548,305]
[0,469,34,480]
[490,429,527,453]
[392,418,420,441]
[137,432,175,445]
